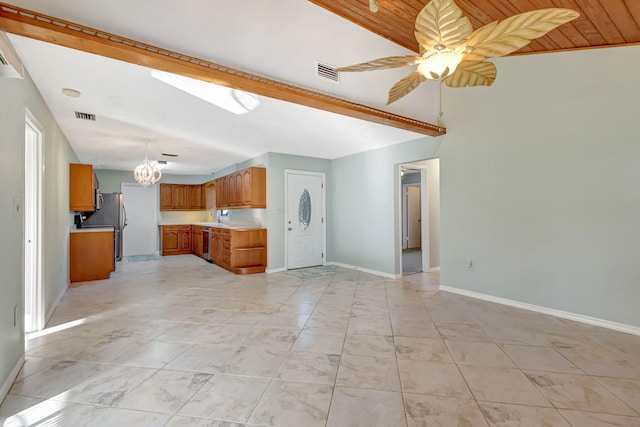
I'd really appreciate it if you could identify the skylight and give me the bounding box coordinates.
[150,69,260,115]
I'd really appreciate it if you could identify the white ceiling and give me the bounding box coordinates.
[4,0,441,174]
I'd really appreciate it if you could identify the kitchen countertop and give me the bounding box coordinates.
[158,221,264,230]
[70,226,115,233]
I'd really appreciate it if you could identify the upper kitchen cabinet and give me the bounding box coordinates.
[70,163,99,212]
[160,183,205,211]
[216,167,266,210]
[204,180,216,210]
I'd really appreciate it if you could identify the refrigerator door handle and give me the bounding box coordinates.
[122,204,128,229]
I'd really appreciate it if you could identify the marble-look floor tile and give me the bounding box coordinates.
[336,355,401,391]
[14,356,61,382]
[559,409,640,426]
[478,402,571,426]
[404,393,489,427]
[165,416,244,426]
[116,369,211,414]
[326,386,406,427]
[347,315,393,336]
[84,407,171,426]
[165,343,241,374]
[291,331,345,354]
[446,340,515,368]
[249,380,333,427]
[501,344,582,374]
[557,347,640,379]
[179,374,270,423]
[10,360,104,399]
[221,346,288,378]
[436,322,491,342]
[525,370,637,415]
[595,376,640,413]
[398,360,472,398]
[1,397,106,427]
[394,336,453,362]
[391,319,441,338]
[459,365,550,407]
[342,334,395,359]
[275,351,339,384]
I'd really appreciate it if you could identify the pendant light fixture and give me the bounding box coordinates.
[134,142,162,187]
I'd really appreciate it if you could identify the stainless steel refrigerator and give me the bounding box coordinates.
[82,192,127,261]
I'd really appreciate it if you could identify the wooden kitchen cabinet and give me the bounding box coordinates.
[191,226,204,257]
[161,225,192,255]
[70,229,114,284]
[160,184,205,211]
[211,227,267,274]
[204,180,216,210]
[70,163,99,212]
[189,184,205,210]
[215,167,266,210]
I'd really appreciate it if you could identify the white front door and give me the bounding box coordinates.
[121,183,158,256]
[286,171,325,269]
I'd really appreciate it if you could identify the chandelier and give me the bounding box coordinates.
[134,142,162,186]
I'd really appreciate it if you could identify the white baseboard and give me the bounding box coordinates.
[440,285,640,336]
[0,356,24,403]
[45,285,66,326]
[429,267,441,273]
[266,267,286,274]
[328,262,400,279]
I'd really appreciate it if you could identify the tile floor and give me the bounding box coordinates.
[2,255,640,426]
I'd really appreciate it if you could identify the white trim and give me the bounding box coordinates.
[429,266,441,273]
[440,285,640,336]
[266,267,286,274]
[24,108,45,333]
[328,262,400,279]
[284,170,326,270]
[0,356,24,403]
[398,163,431,276]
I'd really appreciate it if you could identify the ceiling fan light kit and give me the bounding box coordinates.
[337,0,579,104]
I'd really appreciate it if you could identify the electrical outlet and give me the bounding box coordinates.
[467,258,474,271]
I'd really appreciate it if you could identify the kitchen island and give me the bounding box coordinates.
[159,222,267,275]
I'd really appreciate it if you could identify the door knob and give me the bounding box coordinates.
[288,227,292,231]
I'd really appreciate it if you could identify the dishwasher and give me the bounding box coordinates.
[203,228,213,262]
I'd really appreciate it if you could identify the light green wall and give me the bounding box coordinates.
[330,137,441,275]
[439,45,640,326]
[0,70,78,394]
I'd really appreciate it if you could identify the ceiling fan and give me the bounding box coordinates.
[336,0,579,104]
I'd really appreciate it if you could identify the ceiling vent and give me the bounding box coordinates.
[0,31,24,79]
[162,153,178,157]
[316,61,339,83]
[74,111,96,121]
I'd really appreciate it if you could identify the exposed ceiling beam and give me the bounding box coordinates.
[0,3,445,137]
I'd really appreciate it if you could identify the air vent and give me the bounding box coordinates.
[316,61,339,83]
[0,52,8,66]
[162,153,178,157]
[74,111,96,121]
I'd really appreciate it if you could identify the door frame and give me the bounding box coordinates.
[121,182,159,256]
[402,183,421,249]
[24,108,45,333]
[398,163,430,275]
[284,169,326,270]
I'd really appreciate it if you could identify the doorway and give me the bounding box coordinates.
[285,170,326,270]
[121,183,158,257]
[24,110,44,333]
[399,159,440,276]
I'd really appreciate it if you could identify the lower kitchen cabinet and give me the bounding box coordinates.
[211,228,267,274]
[161,225,192,255]
[70,228,115,284]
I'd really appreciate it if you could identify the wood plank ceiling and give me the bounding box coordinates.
[310,0,640,55]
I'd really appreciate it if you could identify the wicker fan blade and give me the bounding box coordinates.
[415,0,472,51]
[388,71,427,104]
[464,8,579,62]
[335,56,423,72]
[445,61,497,87]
